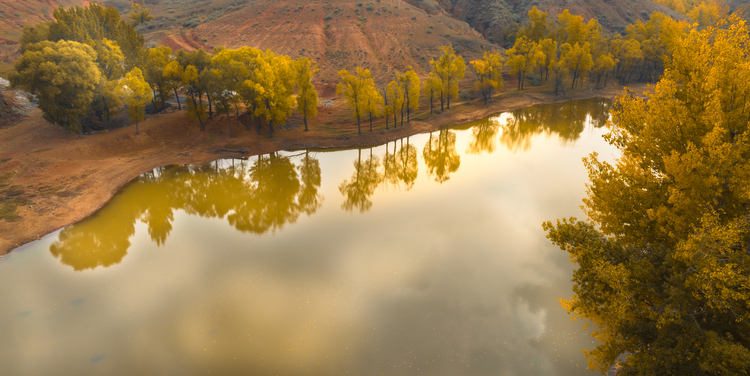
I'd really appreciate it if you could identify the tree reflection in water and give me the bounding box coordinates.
[423,129,461,184]
[49,99,613,271]
[382,137,418,191]
[339,148,382,213]
[499,97,611,152]
[50,152,324,271]
[467,118,501,155]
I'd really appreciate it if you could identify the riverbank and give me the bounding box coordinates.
[0,82,649,256]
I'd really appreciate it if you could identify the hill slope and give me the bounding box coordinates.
[404,0,684,46]
[135,0,493,81]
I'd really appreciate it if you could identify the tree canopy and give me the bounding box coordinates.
[544,16,750,375]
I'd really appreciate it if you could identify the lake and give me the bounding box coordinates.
[0,98,616,375]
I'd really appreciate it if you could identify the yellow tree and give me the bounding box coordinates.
[92,38,125,124]
[337,67,376,135]
[689,0,729,28]
[397,67,421,123]
[384,80,404,129]
[423,72,442,115]
[545,17,750,375]
[562,42,593,89]
[295,57,319,132]
[129,3,154,26]
[118,67,153,135]
[431,45,466,110]
[252,51,297,136]
[525,6,549,42]
[548,46,569,97]
[363,85,384,132]
[506,36,541,90]
[590,53,617,87]
[469,51,505,106]
[143,46,174,112]
[537,38,557,81]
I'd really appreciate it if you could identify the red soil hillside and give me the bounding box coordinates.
[0,0,85,62]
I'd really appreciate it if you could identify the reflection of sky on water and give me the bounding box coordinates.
[0,98,615,375]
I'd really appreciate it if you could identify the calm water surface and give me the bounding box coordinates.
[0,98,615,375]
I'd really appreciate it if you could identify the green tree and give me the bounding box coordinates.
[295,57,319,131]
[544,17,750,376]
[118,67,153,135]
[10,40,100,137]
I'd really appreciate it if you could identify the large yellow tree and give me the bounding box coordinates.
[337,67,376,134]
[431,45,466,110]
[295,57,319,132]
[118,67,153,135]
[470,51,505,106]
[545,17,750,375]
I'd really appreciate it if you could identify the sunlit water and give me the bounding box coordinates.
[0,98,616,375]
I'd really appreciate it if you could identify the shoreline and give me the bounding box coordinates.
[0,82,649,256]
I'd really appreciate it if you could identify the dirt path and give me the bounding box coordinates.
[0,82,649,256]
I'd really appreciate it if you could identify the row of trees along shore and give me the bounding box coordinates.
[8,3,706,138]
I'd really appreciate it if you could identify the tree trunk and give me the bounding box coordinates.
[207,93,213,119]
[304,116,308,131]
[255,116,261,135]
[226,108,232,137]
[440,91,444,111]
[174,88,182,110]
[400,102,404,127]
[268,119,274,137]
[356,111,361,135]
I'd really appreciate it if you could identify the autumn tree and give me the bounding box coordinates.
[563,42,593,89]
[384,80,404,129]
[143,46,174,112]
[544,17,750,375]
[128,3,154,26]
[118,67,153,135]
[337,67,376,134]
[688,0,728,28]
[432,45,466,110]
[252,50,297,136]
[295,57,319,131]
[470,51,505,106]
[10,40,100,137]
[397,68,420,123]
[363,85,383,132]
[506,36,542,90]
[91,38,125,124]
[423,72,442,115]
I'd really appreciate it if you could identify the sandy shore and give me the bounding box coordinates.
[0,82,649,256]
